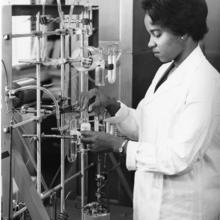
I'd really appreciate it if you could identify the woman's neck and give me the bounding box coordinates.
[174,40,198,68]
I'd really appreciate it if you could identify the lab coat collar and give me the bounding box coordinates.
[149,45,204,100]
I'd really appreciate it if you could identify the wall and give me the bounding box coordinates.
[132,0,160,107]
[204,0,220,51]
[89,0,120,41]
[204,0,220,72]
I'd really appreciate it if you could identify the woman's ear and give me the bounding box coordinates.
[180,34,188,40]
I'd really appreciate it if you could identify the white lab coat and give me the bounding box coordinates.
[106,46,220,220]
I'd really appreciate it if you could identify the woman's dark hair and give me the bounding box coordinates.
[142,0,208,41]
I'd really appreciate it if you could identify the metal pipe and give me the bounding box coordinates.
[13,163,94,219]
[60,17,66,213]
[79,11,89,220]
[12,117,38,129]
[80,13,85,220]
[16,130,37,170]
[79,38,87,92]
[80,144,85,220]
[42,134,77,139]
[42,163,94,200]
[8,123,13,219]
[21,109,52,114]
[12,112,56,129]
[49,166,61,189]
[13,206,27,219]
[10,30,72,39]
[11,31,58,39]
[15,128,49,191]
[36,12,42,194]
[23,134,81,141]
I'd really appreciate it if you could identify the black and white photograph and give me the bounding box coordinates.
[1,0,220,219]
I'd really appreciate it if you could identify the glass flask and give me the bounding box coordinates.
[71,46,105,72]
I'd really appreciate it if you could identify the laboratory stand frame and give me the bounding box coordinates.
[1,3,99,220]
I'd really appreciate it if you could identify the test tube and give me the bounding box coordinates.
[107,48,112,83]
[108,48,117,84]
[94,116,99,132]
[67,117,78,163]
[88,6,93,36]
[80,111,91,131]
[69,117,78,136]
[95,65,105,86]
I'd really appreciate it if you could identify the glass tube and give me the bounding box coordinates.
[80,110,91,131]
[95,65,105,86]
[67,117,78,163]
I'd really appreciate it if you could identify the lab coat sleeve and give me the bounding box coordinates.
[126,75,220,175]
[105,102,141,140]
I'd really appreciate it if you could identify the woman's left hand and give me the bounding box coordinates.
[81,131,124,152]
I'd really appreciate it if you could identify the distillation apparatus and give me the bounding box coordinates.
[2,1,121,220]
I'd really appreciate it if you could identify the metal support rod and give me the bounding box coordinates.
[80,145,85,220]
[15,128,49,191]
[36,12,42,194]
[11,116,38,129]
[13,163,94,219]
[8,29,75,39]
[79,10,91,219]
[49,166,61,189]
[20,109,52,114]
[8,123,13,219]
[42,134,77,139]
[16,129,37,170]
[80,18,86,220]
[23,134,79,140]
[42,162,94,200]
[79,34,87,93]
[60,17,66,213]
[79,10,88,93]
[41,17,47,62]
[13,206,27,219]
[10,31,61,39]
[11,113,57,129]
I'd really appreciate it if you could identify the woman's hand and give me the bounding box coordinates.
[80,88,120,116]
[80,88,112,114]
[81,131,125,153]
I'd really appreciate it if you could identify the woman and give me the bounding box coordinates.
[80,0,220,219]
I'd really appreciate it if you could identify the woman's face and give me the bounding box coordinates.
[144,14,185,63]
